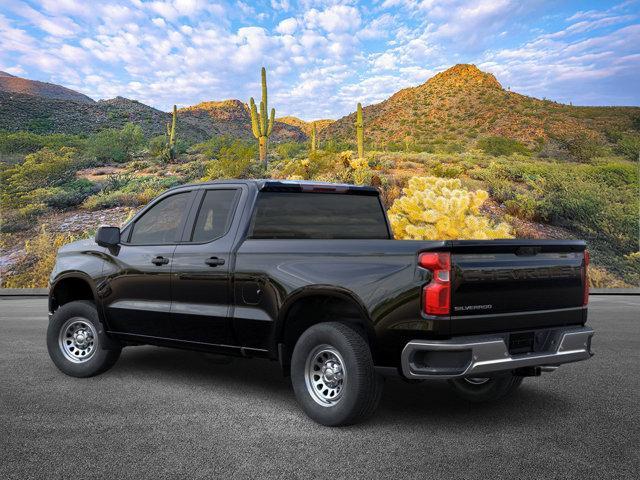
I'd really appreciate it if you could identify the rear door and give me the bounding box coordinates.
[449,240,587,335]
[170,186,244,346]
[102,190,196,338]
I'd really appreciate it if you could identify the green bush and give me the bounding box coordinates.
[505,194,541,221]
[615,133,640,160]
[0,147,81,209]
[192,136,239,159]
[202,140,257,180]
[555,132,603,162]
[0,131,87,154]
[31,179,99,209]
[477,136,529,156]
[88,123,144,162]
[275,141,306,160]
[432,163,464,178]
[148,135,166,157]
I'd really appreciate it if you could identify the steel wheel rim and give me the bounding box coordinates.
[58,317,97,363]
[464,377,491,385]
[304,344,346,407]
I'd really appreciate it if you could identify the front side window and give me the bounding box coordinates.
[190,189,239,242]
[129,192,191,245]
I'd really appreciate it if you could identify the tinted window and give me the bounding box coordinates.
[129,192,191,244]
[191,189,239,242]
[250,192,390,239]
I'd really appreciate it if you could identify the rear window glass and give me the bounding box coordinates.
[250,192,390,239]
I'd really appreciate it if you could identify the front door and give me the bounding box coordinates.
[101,190,195,339]
[170,187,243,345]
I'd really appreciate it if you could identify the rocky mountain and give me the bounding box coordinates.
[277,116,334,135]
[179,100,306,142]
[0,71,94,104]
[0,91,207,141]
[0,73,305,143]
[321,64,640,148]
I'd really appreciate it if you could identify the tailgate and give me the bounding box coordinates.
[447,240,587,335]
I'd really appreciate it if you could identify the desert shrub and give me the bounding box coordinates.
[88,123,144,162]
[2,227,76,288]
[588,266,629,288]
[471,158,638,258]
[26,117,54,134]
[615,133,640,160]
[504,194,540,221]
[0,131,87,154]
[388,176,513,240]
[0,203,47,233]
[275,141,306,160]
[192,136,239,159]
[278,151,337,180]
[148,135,167,157]
[202,140,257,180]
[322,139,353,153]
[555,132,603,162]
[174,160,206,182]
[82,175,180,210]
[477,136,529,156]
[432,163,463,178]
[30,179,98,209]
[0,147,81,209]
[82,190,156,210]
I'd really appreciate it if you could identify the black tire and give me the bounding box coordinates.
[47,300,121,378]
[290,322,383,426]
[448,374,523,403]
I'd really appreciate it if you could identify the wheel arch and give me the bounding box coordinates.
[275,286,377,364]
[49,273,98,314]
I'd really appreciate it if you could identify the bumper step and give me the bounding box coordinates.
[401,326,594,379]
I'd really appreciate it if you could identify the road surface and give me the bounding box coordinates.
[1,296,638,479]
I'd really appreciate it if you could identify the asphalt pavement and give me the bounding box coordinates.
[1,296,638,479]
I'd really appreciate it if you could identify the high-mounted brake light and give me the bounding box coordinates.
[583,250,590,306]
[419,252,451,315]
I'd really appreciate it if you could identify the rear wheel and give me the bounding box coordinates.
[291,322,383,426]
[47,300,121,378]
[448,374,523,402]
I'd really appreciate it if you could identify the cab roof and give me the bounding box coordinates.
[175,179,380,195]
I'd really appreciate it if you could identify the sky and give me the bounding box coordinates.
[0,0,639,120]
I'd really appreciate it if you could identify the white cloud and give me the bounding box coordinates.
[1,65,27,76]
[305,5,361,33]
[276,17,298,35]
[8,2,80,37]
[271,0,291,11]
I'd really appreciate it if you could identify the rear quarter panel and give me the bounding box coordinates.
[233,239,444,365]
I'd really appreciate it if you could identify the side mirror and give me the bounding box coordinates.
[95,226,120,248]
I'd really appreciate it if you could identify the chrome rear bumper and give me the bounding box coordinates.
[401,326,594,379]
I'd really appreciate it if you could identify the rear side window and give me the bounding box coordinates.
[250,192,390,239]
[190,189,239,242]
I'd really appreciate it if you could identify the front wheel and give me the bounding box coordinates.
[290,322,383,426]
[448,374,523,403]
[47,300,121,378]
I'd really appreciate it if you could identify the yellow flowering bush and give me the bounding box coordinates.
[388,176,513,240]
[2,227,76,288]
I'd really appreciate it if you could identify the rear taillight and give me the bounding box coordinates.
[419,252,451,315]
[583,250,590,306]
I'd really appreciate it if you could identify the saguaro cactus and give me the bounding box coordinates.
[165,104,177,162]
[250,67,275,166]
[355,102,364,160]
[310,122,317,152]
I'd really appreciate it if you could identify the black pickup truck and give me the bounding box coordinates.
[47,180,593,426]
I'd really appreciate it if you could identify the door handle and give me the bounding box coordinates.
[205,257,225,267]
[151,256,170,266]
